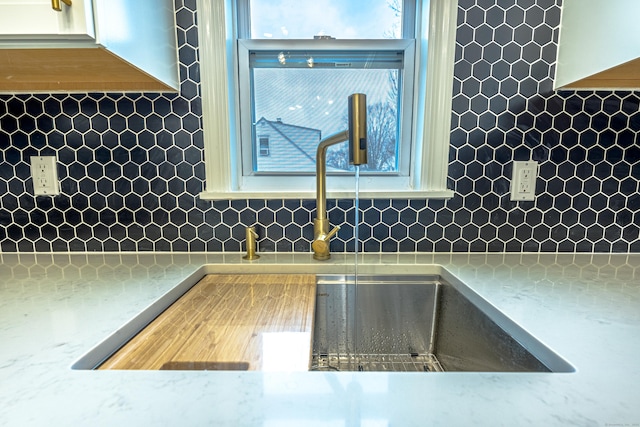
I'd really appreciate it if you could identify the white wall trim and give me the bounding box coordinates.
[196,0,457,201]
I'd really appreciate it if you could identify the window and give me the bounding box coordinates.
[197,0,456,199]
[258,136,270,157]
[238,0,413,177]
[241,45,412,175]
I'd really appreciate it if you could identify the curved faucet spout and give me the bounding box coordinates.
[315,131,349,222]
[312,93,367,261]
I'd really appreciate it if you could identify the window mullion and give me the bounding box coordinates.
[402,0,417,38]
[235,0,251,39]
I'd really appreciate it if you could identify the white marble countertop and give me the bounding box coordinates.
[1,252,639,426]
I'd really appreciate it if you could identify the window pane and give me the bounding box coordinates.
[249,0,403,39]
[251,66,400,174]
[259,137,270,156]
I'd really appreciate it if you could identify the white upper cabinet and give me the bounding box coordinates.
[0,0,94,40]
[555,0,640,90]
[0,0,179,93]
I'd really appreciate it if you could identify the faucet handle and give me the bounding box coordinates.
[312,225,340,260]
[324,225,340,241]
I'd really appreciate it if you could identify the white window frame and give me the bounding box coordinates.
[197,0,456,200]
[239,38,415,177]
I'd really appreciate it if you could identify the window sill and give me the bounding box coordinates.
[199,189,454,200]
[199,173,454,200]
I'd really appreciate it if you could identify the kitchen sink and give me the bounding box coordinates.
[311,274,574,372]
[72,266,573,373]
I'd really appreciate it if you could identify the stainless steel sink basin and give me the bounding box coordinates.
[311,274,574,373]
[72,265,573,373]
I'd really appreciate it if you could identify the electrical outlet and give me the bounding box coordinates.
[510,161,538,201]
[30,156,60,196]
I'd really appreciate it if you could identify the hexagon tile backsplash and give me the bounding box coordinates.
[1,0,640,253]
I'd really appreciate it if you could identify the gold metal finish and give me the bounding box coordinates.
[313,131,348,260]
[313,94,368,261]
[312,218,340,260]
[348,93,368,165]
[243,226,260,260]
[51,0,72,12]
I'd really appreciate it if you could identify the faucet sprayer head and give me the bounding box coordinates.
[348,93,367,166]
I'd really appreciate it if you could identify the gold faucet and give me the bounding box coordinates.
[243,226,260,260]
[313,93,367,260]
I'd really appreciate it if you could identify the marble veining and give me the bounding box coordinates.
[1,252,639,426]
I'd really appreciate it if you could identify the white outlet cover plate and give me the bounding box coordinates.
[510,160,538,201]
[30,156,60,196]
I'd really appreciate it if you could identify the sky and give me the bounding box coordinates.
[254,68,395,136]
[249,0,401,39]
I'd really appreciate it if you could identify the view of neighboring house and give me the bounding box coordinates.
[254,117,321,172]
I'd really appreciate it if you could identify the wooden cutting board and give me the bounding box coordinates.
[98,274,316,371]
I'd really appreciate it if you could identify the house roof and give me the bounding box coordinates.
[255,117,321,171]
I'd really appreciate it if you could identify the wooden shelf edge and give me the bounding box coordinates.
[0,47,179,93]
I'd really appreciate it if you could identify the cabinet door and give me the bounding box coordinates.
[555,0,640,89]
[0,0,94,40]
